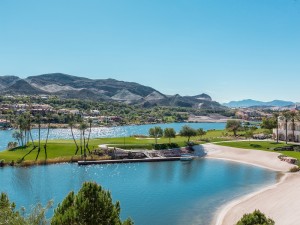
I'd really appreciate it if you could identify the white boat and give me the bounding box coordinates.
[180,154,194,161]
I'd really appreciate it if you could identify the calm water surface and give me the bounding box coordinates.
[0,122,225,151]
[0,158,278,225]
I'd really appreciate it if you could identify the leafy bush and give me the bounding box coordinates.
[0,160,5,167]
[152,143,179,150]
[236,210,274,225]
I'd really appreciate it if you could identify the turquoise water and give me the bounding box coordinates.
[0,122,225,151]
[0,158,278,225]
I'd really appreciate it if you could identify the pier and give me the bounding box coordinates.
[78,157,181,165]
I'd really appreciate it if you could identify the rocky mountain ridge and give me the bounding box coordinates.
[0,73,223,109]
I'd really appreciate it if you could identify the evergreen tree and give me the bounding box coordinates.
[51,182,133,225]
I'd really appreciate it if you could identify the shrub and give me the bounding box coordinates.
[236,209,274,225]
[289,166,300,173]
[0,160,5,167]
[152,143,179,150]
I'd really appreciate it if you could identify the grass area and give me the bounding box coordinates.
[216,141,300,160]
[0,128,273,165]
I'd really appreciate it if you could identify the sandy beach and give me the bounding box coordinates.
[203,143,300,225]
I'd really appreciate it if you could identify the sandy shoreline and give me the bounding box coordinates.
[202,143,300,225]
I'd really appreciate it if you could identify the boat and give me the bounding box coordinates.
[180,154,194,161]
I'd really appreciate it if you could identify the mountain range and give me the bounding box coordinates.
[0,73,224,110]
[223,99,295,108]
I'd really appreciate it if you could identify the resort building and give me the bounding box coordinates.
[273,117,300,143]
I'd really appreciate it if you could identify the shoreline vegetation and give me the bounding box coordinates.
[1,126,300,167]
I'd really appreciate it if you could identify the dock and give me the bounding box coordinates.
[78,157,181,165]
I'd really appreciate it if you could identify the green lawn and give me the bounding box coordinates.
[216,141,300,160]
[0,128,273,164]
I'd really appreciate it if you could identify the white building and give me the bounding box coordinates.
[273,118,300,143]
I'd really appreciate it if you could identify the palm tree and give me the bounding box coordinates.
[16,115,26,147]
[68,116,79,155]
[79,122,88,157]
[86,118,93,154]
[273,112,279,143]
[282,111,292,144]
[44,113,52,160]
[35,114,42,161]
[24,112,35,147]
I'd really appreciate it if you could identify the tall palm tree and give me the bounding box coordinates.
[44,113,52,160]
[68,116,79,155]
[86,118,93,154]
[79,122,88,157]
[282,111,292,144]
[16,115,26,147]
[35,114,42,161]
[273,112,279,143]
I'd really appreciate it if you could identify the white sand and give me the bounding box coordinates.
[202,143,300,225]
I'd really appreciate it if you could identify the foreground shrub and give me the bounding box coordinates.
[236,209,274,225]
[0,192,52,225]
[51,181,133,225]
[152,143,179,150]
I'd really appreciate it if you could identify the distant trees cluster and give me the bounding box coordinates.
[148,125,207,145]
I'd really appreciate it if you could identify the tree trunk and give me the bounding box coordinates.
[71,126,79,155]
[276,118,279,143]
[86,123,92,154]
[29,130,35,147]
[80,131,83,155]
[285,119,288,144]
[44,122,50,160]
[35,123,41,161]
[83,130,86,158]
[292,119,295,142]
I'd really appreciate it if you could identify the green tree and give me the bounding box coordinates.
[149,126,163,144]
[236,209,274,225]
[179,125,197,142]
[226,120,242,137]
[164,128,176,144]
[51,182,133,225]
[0,192,51,225]
[197,128,207,139]
[245,130,254,141]
[261,117,277,131]
[0,192,25,224]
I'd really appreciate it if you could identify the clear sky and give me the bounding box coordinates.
[1,0,300,103]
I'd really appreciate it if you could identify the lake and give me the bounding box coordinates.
[0,158,278,225]
[0,122,226,151]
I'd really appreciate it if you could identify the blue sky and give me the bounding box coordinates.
[1,0,300,103]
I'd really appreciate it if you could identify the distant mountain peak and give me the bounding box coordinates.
[223,99,295,108]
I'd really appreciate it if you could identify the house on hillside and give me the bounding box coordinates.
[0,119,10,128]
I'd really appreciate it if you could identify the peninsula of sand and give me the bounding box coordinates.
[203,143,300,225]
